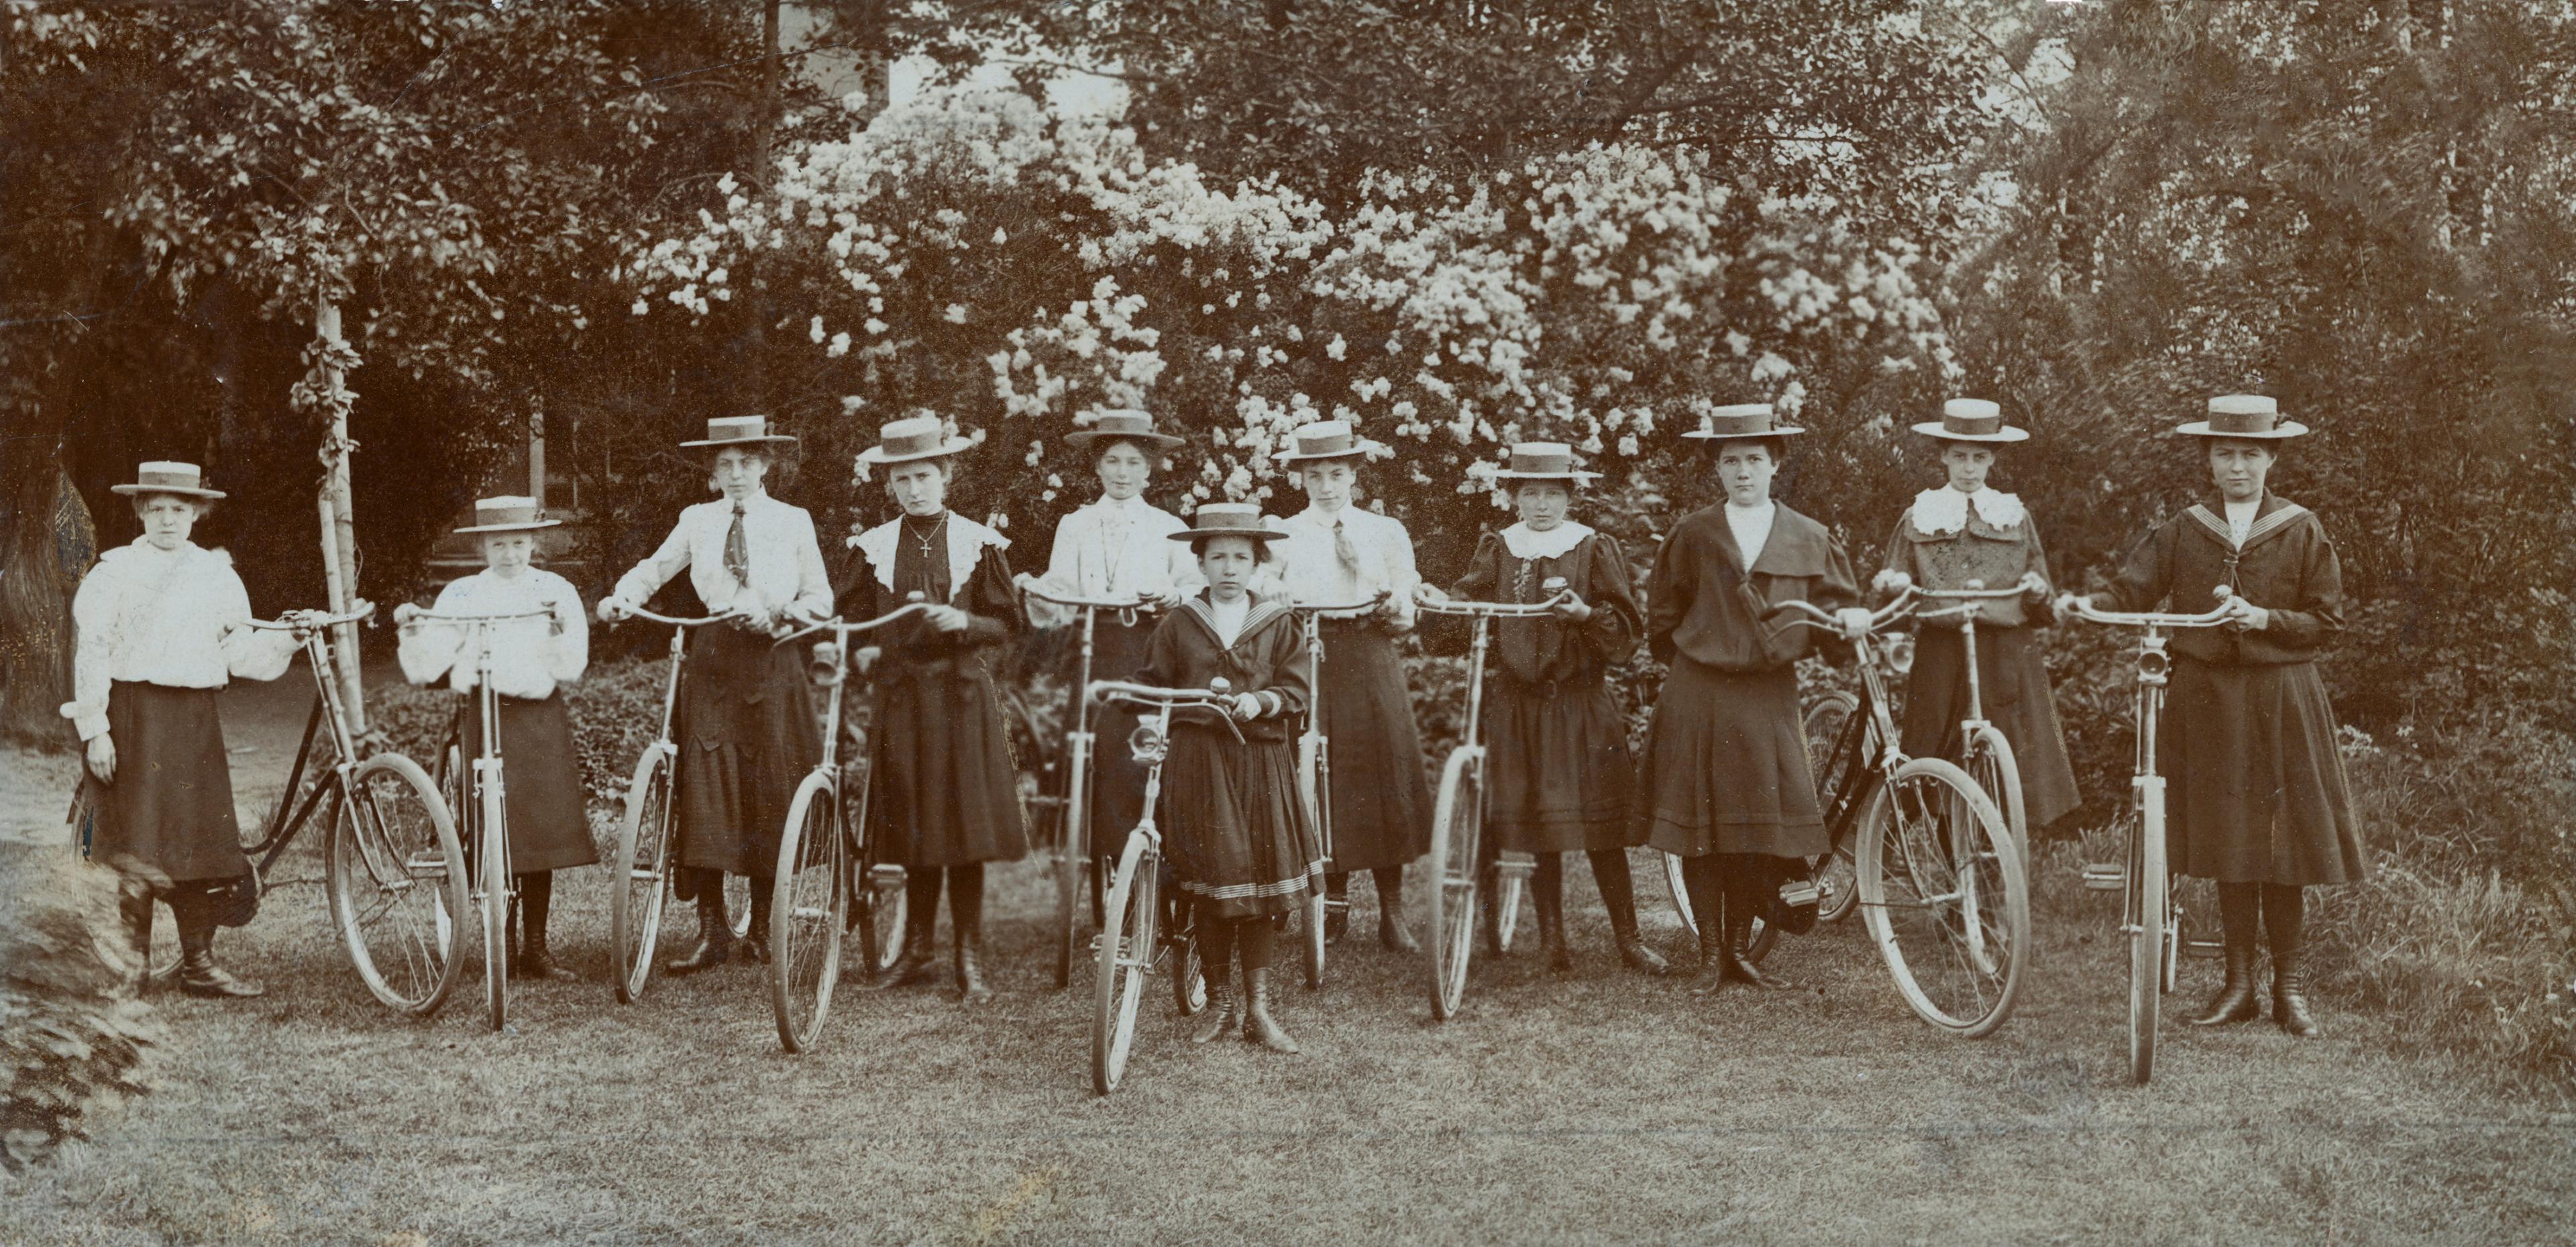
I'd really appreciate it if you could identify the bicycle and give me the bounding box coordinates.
[1014,580,1159,989]
[1089,678,1241,1094]
[2060,586,2236,1083]
[408,606,559,1031]
[1767,595,2031,1038]
[1285,592,1392,989]
[597,608,765,1006]
[1908,580,2041,873]
[763,601,935,1053]
[174,604,470,1015]
[1414,587,1574,1021]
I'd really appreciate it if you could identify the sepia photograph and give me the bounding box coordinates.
[1,1,2571,1242]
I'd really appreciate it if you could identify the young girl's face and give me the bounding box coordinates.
[2207,439,2275,502]
[1298,460,1357,512]
[709,447,771,501]
[1713,441,1776,508]
[133,495,200,551]
[1197,536,1258,600]
[1095,441,1152,502]
[886,459,949,517]
[1940,443,1995,493]
[480,532,535,578]
[1514,482,1572,531]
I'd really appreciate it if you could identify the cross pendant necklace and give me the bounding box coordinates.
[914,513,948,559]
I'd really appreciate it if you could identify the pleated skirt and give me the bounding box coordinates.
[1315,623,1433,873]
[459,692,599,874]
[1483,677,1643,855]
[80,682,250,887]
[1160,727,1323,920]
[672,625,821,879]
[1639,660,1827,859]
[866,657,1030,869]
[1898,625,2082,831]
[2162,657,2368,886]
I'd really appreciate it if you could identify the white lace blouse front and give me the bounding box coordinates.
[398,568,588,700]
[62,540,299,742]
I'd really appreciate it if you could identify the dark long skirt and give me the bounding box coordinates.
[80,682,249,887]
[1640,660,1827,859]
[1316,622,1432,873]
[1899,625,2082,830]
[1161,726,1322,921]
[459,692,599,874]
[673,625,820,879]
[1484,675,1642,855]
[867,657,1029,869]
[2162,657,2367,885]
[1080,612,1156,855]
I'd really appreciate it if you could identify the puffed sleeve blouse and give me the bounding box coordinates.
[396,568,589,700]
[62,540,299,742]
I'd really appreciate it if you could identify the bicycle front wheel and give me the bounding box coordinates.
[2129,780,2169,1083]
[479,785,511,1032]
[609,745,678,1004]
[1964,725,2028,875]
[328,755,468,1016]
[771,773,849,1054]
[1426,748,1482,1021]
[1856,757,2029,1038]
[1093,828,1159,1095]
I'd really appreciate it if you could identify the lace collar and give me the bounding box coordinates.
[852,511,1010,597]
[1910,487,2026,537]
[1499,521,1592,561]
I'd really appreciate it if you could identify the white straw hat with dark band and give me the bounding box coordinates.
[1912,398,2029,443]
[454,495,562,534]
[1167,502,1285,542]
[1065,409,1184,450]
[856,415,977,465]
[1489,441,1602,483]
[1679,402,1807,441]
[111,461,226,500]
[2176,394,2308,439]
[679,414,798,448]
[1271,420,1388,465]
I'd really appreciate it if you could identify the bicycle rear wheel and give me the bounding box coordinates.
[1426,748,1482,1021]
[609,745,677,1004]
[1168,889,1207,1016]
[1093,828,1159,1095]
[328,755,468,1016]
[770,773,849,1052]
[1964,726,2028,875]
[1806,692,1864,923]
[2129,779,2169,1083]
[1855,757,2028,1038]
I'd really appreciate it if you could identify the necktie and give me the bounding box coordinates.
[1333,518,1360,573]
[724,502,750,590]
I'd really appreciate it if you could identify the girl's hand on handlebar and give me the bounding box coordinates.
[1835,606,1875,641]
[392,602,425,627]
[1413,584,1450,607]
[598,597,636,623]
[2220,594,2271,632]
[2052,591,2090,620]
[2016,570,2049,598]
[1229,692,1264,719]
[1548,592,1593,622]
[924,604,971,633]
[1870,568,1913,597]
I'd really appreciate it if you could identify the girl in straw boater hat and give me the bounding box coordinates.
[1136,502,1321,1052]
[1870,399,2081,834]
[835,414,1028,1004]
[68,462,309,999]
[1416,443,1668,976]
[396,497,595,982]
[1639,404,1870,992]
[2065,394,2364,1039]
[1022,409,1207,876]
[1262,419,1433,952]
[599,415,834,975]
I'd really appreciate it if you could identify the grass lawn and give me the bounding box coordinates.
[4,666,2573,1244]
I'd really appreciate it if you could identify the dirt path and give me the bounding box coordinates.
[4,671,2572,1245]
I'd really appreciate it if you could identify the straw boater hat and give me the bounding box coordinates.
[453,495,561,534]
[680,413,798,448]
[1166,502,1285,543]
[2176,394,2308,439]
[1489,442,1602,484]
[856,415,977,466]
[111,461,227,500]
[1272,420,1389,466]
[1679,402,1807,441]
[1913,398,2029,443]
[1065,409,1183,451]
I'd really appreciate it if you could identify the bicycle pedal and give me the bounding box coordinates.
[1493,858,1536,882]
[2080,863,2125,891]
[2182,938,2225,959]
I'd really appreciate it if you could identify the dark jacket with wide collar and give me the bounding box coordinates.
[1135,592,1311,744]
[2101,491,2345,667]
[1645,502,1859,673]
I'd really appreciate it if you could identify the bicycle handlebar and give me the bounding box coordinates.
[405,608,557,625]
[246,602,377,632]
[2062,585,2236,630]
[1085,680,1250,743]
[1015,578,1157,612]
[1291,590,1393,619]
[1774,596,1912,635]
[769,602,937,647]
[1414,590,1576,618]
[621,607,731,629]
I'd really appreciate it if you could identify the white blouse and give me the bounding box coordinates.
[610,490,831,620]
[398,568,588,701]
[1723,500,1777,565]
[62,540,299,742]
[1266,504,1421,626]
[1028,495,1205,627]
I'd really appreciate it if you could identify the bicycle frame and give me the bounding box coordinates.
[1910,582,2027,735]
[1288,593,1390,900]
[1016,584,1158,921]
[238,604,379,876]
